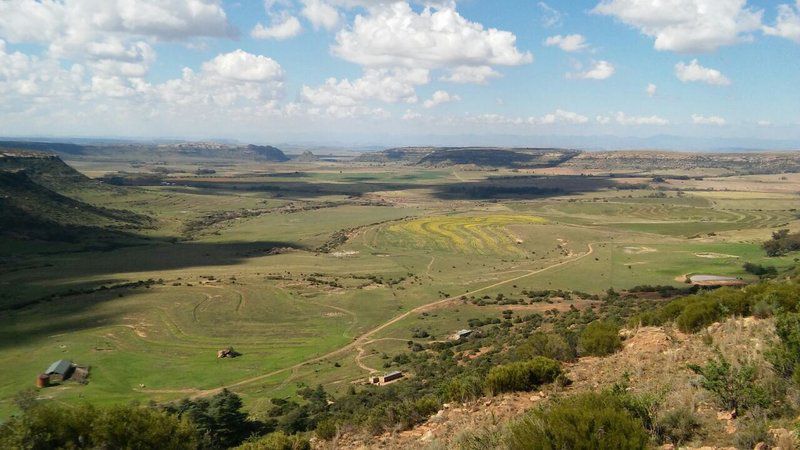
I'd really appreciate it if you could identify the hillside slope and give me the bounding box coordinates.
[334,317,784,450]
[0,151,152,246]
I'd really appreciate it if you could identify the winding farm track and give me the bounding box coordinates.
[355,338,411,373]
[173,243,596,398]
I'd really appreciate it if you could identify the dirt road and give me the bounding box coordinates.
[168,243,596,398]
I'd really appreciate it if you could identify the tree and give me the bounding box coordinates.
[166,388,262,448]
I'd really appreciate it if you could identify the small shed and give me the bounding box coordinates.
[45,359,74,382]
[382,371,404,383]
[453,329,473,340]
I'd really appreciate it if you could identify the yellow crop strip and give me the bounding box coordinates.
[386,214,546,255]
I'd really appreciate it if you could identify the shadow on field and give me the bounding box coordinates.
[170,179,421,198]
[430,175,619,200]
[0,240,302,311]
[168,175,619,200]
[0,287,141,349]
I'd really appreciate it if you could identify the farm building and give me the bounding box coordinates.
[452,329,473,340]
[381,371,404,383]
[44,359,74,382]
[38,359,90,387]
[369,371,404,385]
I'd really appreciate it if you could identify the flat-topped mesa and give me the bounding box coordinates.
[355,146,580,167]
[563,150,800,174]
[0,151,93,190]
[0,149,59,159]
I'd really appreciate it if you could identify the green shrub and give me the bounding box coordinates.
[505,392,649,450]
[688,355,770,414]
[633,280,800,334]
[441,375,484,403]
[314,418,338,441]
[743,262,778,278]
[676,301,722,333]
[235,431,311,450]
[752,300,773,319]
[485,357,561,395]
[654,407,702,446]
[767,312,800,381]
[453,426,502,450]
[762,229,800,257]
[733,411,772,450]
[578,321,622,356]
[610,385,660,434]
[0,402,199,450]
[515,331,576,362]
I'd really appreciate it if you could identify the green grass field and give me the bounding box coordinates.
[2,160,798,419]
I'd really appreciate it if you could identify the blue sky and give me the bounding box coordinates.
[0,0,798,148]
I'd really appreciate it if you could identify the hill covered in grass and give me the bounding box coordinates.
[0,151,152,248]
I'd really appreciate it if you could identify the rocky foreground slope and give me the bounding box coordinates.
[327,317,795,450]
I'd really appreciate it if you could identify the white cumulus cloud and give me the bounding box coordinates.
[155,49,285,107]
[300,68,428,107]
[532,109,589,125]
[544,34,588,52]
[202,49,284,82]
[592,0,762,53]
[567,60,615,80]
[646,83,657,97]
[439,65,501,84]
[252,15,302,40]
[764,1,800,43]
[333,2,532,71]
[692,114,727,125]
[302,0,341,30]
[423,90,460,108]
[605,111,669,125]
[675,59,731,85]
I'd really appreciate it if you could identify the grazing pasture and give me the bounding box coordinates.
[2,154,799,420]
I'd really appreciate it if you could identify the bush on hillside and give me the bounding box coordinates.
[633,280,800,333]
[578,321,622,356]
[0,402,199,450]
[440,374,484,403]
[485,357,561,395]
[743,262,778,278]
[766,312,800,384]
[515,331,576,362]
[763,229,800,257]
[505,392,649,450]
[688,355,770,414]
[235,431,311,450]
[653,407,703,446]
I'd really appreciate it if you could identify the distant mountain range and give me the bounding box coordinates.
[3,134,798,152]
